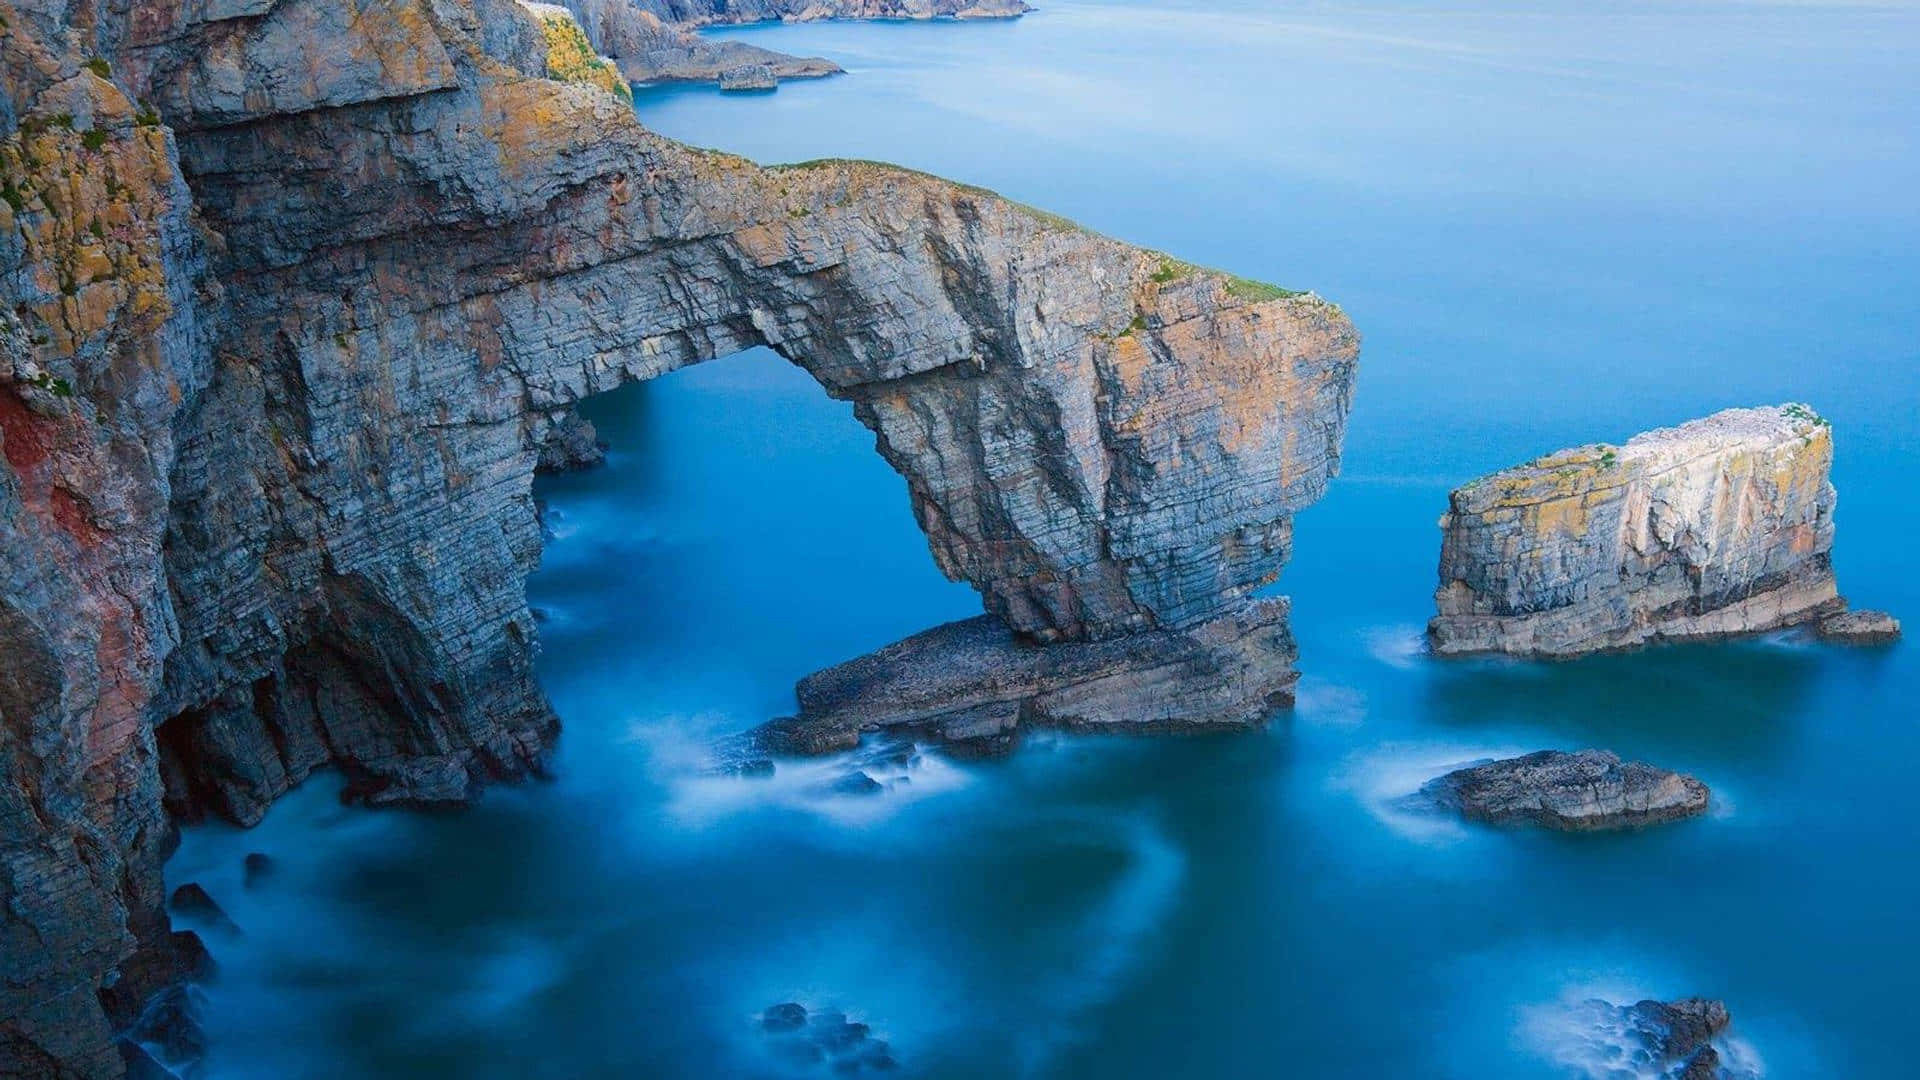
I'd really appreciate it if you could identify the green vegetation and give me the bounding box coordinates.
[1782,403,1830,428]
[536,11,634,107]
[1149,257,1193,284]
[85,57,112,79]
[26,371,75,397]
[81,129,108,151]
[1599,447,1618,468]
[135,104,161,127]
[1,182,24,214]
[1224,275,1303,302]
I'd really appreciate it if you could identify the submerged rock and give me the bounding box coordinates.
[1416,750,1709,830]
[1430,405,1843,657]
[827,771,885,796]
[719,64,778,91]
[1817,608,1901,645]
[763,1002,808,1031]
[168,884,243,938]
[758,1002,898,1074]
[124,984,211,1075]
[242,852,276,889]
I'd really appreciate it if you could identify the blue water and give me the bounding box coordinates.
[168,3,1919,1076]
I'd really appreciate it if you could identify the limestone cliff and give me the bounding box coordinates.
[0,0,1354,1073]
[1429,405,1843,657]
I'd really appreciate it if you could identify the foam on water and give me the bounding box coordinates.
[1363,623,1431,670]
[663,742,974,830]
[1011,812,1187,1078]
[1518,983,1766,1079]
[1292,675,1369,728]
[1335,741,1535,844]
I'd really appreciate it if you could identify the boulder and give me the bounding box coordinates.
[1416,750,1709,830]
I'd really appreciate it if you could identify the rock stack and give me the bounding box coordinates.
[1430,405,1860,657]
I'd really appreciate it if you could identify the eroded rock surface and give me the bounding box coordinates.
[719,64,779,91]
[535,410,609,473]
[1817,608,1901,645]
[758,597,1302,756]
[1603,997,1751,1080]
[0,0,1354,1071]
[1414,750,1709,831]
[1430,405,1844,657]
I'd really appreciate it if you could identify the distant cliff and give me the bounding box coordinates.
[558,0,1031,89]
[1429,405,1841,657]
[0,0,1352,1073]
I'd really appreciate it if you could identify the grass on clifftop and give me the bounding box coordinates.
[1150,255,1305,303]
[774,158,1086,233]
[774,160,1319,306]
[530,5,633,107]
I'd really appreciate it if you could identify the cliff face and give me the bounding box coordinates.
[0,0,1355,1072]
[556,0,1030,90]
[1429,406,1841,658]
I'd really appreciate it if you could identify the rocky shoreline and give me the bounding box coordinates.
[554,0,1031,91]
[0,0,1353,1070]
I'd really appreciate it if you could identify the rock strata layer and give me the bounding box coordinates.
[1430,405,1844,657]
[1816,608,1900,645]
[756,597,1301,757]
[0,0,1354,1072]
[1416,750,1709,830]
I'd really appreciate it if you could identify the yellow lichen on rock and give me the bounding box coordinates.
[523,2,633,106]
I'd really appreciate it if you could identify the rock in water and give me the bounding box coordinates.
[535,410,608,473]
[123,984,212,1074]
[1817,608,1901,645]
[0,0,1351,1069]
[168,884,243,938]
[1418,750,1709,830]
[242,852,276,889]
[1430,405,1844,657]
[719,64,778,91]
[762,1002,808,1031]
[1622,998,1743,1079]
[757,1002,897,1073]
[755,598,1301,756]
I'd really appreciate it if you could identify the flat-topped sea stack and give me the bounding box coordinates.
[1430,405,1846,658]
